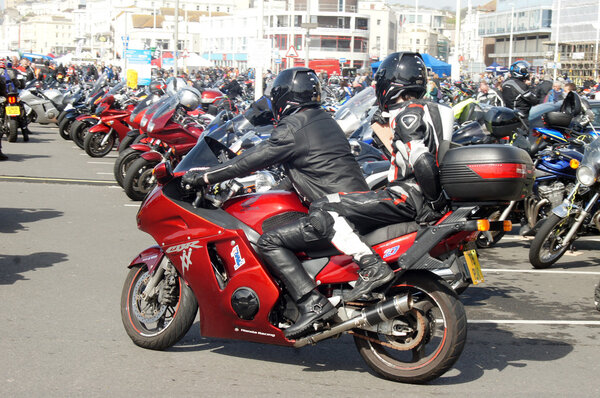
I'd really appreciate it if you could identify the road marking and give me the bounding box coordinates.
[469,320,600,326]
[96,172,113,175]
[124,204,139,207]
[87,161,113,165]
[482,268,600,276]
[0,175,118,186]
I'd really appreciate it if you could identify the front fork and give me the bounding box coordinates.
[552,183,599,245]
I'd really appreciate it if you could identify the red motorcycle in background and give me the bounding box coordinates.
[120,126,533,382]
[83,82,140,157]
[122,88,205,201]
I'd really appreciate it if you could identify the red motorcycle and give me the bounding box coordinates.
[83,86,139,157]
[122,91,205,201]
[120,136,533,383]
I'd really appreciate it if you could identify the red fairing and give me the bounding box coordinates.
[89,123,110,133]
[223,191,308,234]
[128,245,164,274]
[140,151,163,162]
[315,256,358,285]
[137,187,293,346]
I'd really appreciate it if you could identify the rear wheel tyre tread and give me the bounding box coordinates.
[7,119,18,142]
[353,274,467,384]
[120,265,198,350]
[529,214,572,269]
[70,121,88,149]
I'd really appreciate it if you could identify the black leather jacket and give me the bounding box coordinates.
[502,78,539,117]
[204,106,369,202]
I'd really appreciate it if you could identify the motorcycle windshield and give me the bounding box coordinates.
[174,117,257,173]
[107,81,126,96]
[146,96,179,132]
[140,95,173,128]
[581,137,600,171]
[334,86,376,136]
[166,77,188,96]
[89,73,109,97]
[130,94,159,123]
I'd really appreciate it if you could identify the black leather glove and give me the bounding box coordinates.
[371,108,388,125]
[181,171,207,191]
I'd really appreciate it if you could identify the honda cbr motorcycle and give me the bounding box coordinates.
[529,136,600,268]
[120,136,532,383]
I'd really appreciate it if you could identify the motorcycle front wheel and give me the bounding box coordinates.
[529,213,576,269]
[70,120,88,149]
[123,156,159,201]
[84,131,115,157]
[113,147,142,187]
[121,264,198,350]
[353,272,467,384]
[58,117,73,140]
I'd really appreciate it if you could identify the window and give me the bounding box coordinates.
[416,39,420,44]
[356,18,368,30]
[377,19,381,26]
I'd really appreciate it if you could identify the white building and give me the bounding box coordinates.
[357,0,397,61]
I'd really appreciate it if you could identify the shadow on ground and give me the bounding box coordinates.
[0,252,68,284]
[0,207,63,233]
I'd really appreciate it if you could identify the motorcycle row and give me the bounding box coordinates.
[29,72,600,383]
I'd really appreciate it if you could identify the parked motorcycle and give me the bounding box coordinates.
[529,136,600,268]
[19,80,66,125]
[3,92,23,142]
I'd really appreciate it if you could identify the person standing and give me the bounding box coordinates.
[546,81,564,103]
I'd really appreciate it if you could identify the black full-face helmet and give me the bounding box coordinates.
[509,60,531,80]
[269,67,321,121]
[374,52,427,112]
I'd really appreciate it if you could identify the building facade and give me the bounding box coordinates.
[479,0,553,70]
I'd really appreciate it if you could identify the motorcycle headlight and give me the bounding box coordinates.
[576,165,596,186]
[147,121,155,133]
[255,171,277,193]
[141,116,148,127]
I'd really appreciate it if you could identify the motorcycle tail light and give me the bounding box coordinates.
[153,162,173,185]
[7,96,16,104]
[476,220,490,231]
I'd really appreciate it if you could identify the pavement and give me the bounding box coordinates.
[1,124,599,397]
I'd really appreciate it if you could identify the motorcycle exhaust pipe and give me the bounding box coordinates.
[293,294,412,347]
[593,210,600,232]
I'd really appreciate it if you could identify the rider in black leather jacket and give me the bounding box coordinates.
[182,68,369,338]
[502,61,539,118]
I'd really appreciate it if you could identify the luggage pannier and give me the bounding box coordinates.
[440,144,534,202]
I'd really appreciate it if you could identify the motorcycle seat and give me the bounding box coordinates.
[363,221,419,246]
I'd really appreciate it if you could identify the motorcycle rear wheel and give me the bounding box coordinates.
[121,264,198,350]
[58,117,73,140]
[114,147,142,187]
[353,272,467,384]
[123,156,159,201]
[7,118,18,142]
[529,213,575,269]
[84,131,115,158]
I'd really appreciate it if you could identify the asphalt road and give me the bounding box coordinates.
[1,124,599,397]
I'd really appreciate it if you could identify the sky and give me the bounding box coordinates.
[389,0,493,11]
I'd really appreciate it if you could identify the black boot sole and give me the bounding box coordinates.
[284,307,338,339]
[342,271,395,302]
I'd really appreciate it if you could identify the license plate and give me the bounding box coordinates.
[463,249,484,285]
[5,106,20,116]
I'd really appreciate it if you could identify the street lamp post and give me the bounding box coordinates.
[255,0,265,100]
[413,0,418,53]
[553,0,561,81]
[508,4,514,66]
[174,0,179,77]
[452,0,461,80]
[595,0,600,80]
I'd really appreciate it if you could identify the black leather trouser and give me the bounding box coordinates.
[257,217,333,302]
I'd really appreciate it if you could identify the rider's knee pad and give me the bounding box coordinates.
[306,209,335,240]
